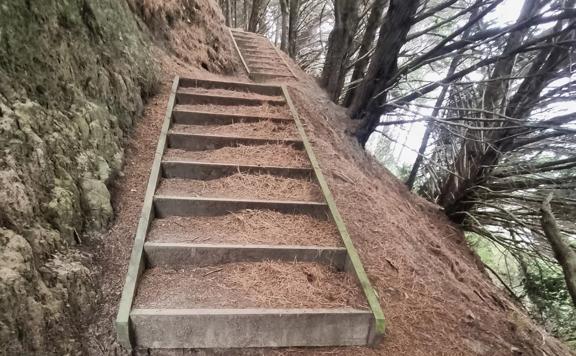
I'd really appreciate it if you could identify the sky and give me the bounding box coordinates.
[366,0,525,168]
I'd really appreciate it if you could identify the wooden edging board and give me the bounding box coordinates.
[280,85,386,340]
[115,76,180,349]
[229,27,296,81]
[228,28,251,77]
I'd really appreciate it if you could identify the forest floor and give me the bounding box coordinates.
[82,34,573,356]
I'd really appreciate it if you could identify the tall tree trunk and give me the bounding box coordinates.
[320,0,360,102]
[248,0,263,32]
[279,0,289,52]
[243,0,249,30]
[233,0,237,27]
[347,0,421,147]
[541,194,576,308]
[225,0,232,26]
[343,0,388,107]
[288,0,300,58]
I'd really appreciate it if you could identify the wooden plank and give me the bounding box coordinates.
[130,308,376,348]
[172,109,292,125]
[166,132,304,151]
[228,28,250,76]
[144,243,347,268]
[280,85,386,341]
[161,160,313,180]
[153,195,329,218]
[251,72,295,82]
[176,91,285,106]
[178,76,283,96]
[115,76,180,350]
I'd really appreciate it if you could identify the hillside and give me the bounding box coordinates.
[0,0,573,355]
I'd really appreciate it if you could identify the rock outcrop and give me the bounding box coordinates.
[0,0,233,354]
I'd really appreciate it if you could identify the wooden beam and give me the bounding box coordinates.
[281,85,386,341]
[115,76,180,349]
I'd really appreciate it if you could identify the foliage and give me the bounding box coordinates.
[469,233,576,347]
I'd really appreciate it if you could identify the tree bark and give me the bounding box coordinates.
[540,193,576,308]
[243,0,249,30]
[279,0,289,52]
[232,0,237,27]
[343,0,388,107]
[248,0,263,32]
[347,0,421,146]
[320,0,359,101]
[288,0,300,58]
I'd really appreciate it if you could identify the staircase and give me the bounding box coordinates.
[229,28,297,82]
[116,30,384,351]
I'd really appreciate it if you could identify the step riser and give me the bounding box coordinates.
[130,309,376,348]
[153,196,329,218]
[161,161,313,180]
[144,243,347,268]
[251,66,284,72]
[167,132,304,151]
[251,73,294,81]
[178,78,282,96]
[176,92,284,106]
[240,48,277,54]
[244,55,279,60]
[172,110,292,125]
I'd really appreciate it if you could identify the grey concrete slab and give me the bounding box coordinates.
[251,72,295,82]
[178,77,282,96]
[130,308,376,348]
[176,91,285,106]
[166,132,304,151]
[160,160,313,180]
[153,196,329,218]
[172,109,292,125]
[143,243,347,268]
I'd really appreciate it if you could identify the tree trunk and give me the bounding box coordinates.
[320,0,360,102]
[343,0,388,107]
[243,0,250,30]
[279,0,289,52]
[540,194,576,308]
[225,0,232,26]
[347,0,421,146]
[288,0,300,58]
[248,0,262,32]
[232,0,237,27]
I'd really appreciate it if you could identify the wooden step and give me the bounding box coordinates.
[176,90,285,106]
[251,72,295,81]
[161,160,312,180]
[130,308,377,348]
[250,65,289,72]
[172,109,292,125]
[166,132,304,151]
[178,77,282,96]
[234,37,268,44]
[144,242,347,268]
[153,196,329,218]
[240,47,277,54]
[244,53,280,60]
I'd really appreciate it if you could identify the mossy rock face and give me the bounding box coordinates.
[0,0,160,353]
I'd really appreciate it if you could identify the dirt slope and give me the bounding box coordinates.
[279,57,573,355]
